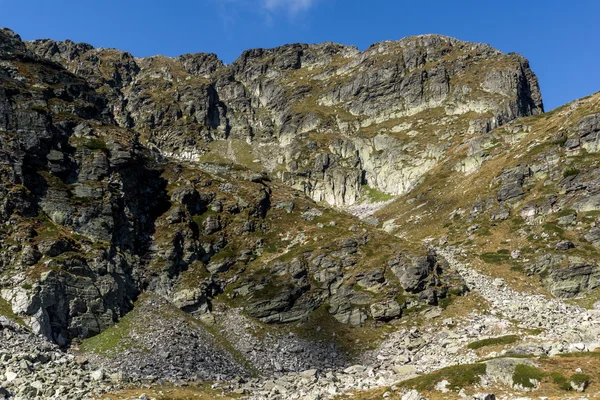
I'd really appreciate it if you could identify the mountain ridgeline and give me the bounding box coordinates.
[27,33,543,206]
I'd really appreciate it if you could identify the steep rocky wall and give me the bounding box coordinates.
[27,34,544,207]
[0,28,170,343]
[0,28,471,348]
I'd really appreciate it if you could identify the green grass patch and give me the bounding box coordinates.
[361,185,394,203]
[563,167,581,178]
[80,302,148,356]
[550,372,571,391]
[83,138,108,152]
[401,363,486,391]
[512,364,545,388]
[0,297,25,326]
[543,222,565,234]
[467,334,520,350]
[479,252,510,264]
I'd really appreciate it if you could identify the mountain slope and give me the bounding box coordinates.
[0,27,465,359]
[376,91,600,302]
[2,25,600,400]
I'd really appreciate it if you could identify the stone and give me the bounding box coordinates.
[547,264,600,298]
[472,395,496,400]
[393,365,417,376]
[343,365,367,374]
[434,379,450,393]
[5,371,17,383]
[402,390,424,400]
[555,240,575,251]
[90,369,104,381]
[484,358,537,387]
[497,184,524,202]
[570,379,589,392]
[370,300,402,321]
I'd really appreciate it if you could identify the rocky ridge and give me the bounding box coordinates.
[27,34,543,207]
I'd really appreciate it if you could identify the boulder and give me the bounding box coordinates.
[547,264,600,298]
[370,300,402,321]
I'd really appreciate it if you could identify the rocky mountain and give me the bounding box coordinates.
[27,34,542,207]
[0,26,599,400]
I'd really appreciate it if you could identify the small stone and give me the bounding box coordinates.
[402,389,424,400]
[5,371,17,383]
[393,365,417,376]
[555,240,575,251]
[90,369,104,381]
[343,365,367,374]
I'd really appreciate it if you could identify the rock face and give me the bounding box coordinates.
[27,34,543,207]
[547,264,600,298]
[13,25,600,400]
[0,28,469,349]
[0,27,160,344]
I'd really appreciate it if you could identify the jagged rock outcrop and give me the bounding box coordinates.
[27,34,543,207]
[0,28,471,350]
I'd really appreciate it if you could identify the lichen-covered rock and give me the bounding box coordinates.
[546,264,600,298]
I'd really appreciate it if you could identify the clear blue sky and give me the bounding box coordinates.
[1,0,598,110]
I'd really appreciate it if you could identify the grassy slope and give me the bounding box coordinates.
[375,91,600,294]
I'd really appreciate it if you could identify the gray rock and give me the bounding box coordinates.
[497,183,525,202]
[370,300,402,321]
[555,240,575,251]
[547,263,600,298]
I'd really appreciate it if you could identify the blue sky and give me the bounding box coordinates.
[0,0,598,110]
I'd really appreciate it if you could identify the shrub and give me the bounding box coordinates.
[84,138,108,151]
[563,167,580,178]
[512,365,545,388]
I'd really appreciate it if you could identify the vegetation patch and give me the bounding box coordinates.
[467,334,520,350]
[83,138,108,151]
[550,371,571,390]
[563,167,581,178]
[361,185,395,203]
[80,307,144,356]
[557,351,600,358]
[550,372,591,391]
[479,251,510,264]
[0,297,25,326]
[543,222,564,235]
[512,364,545,388]
[401,363,486,391]
[570,373,591,387]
